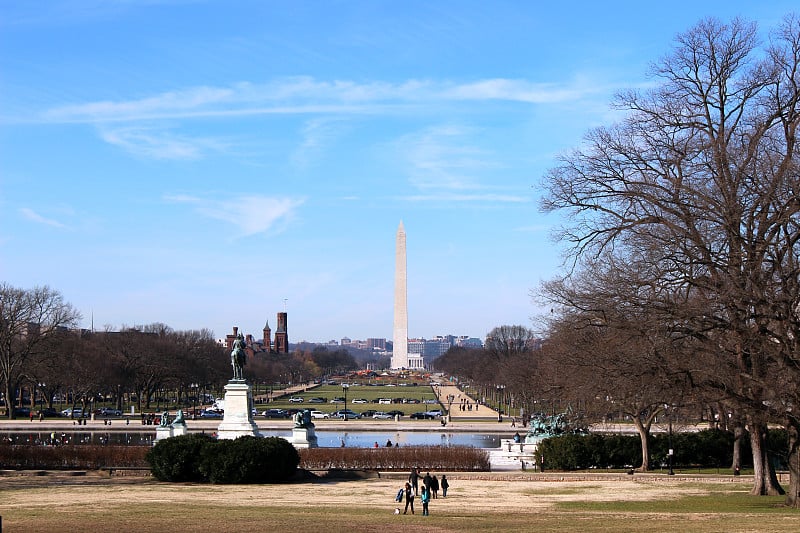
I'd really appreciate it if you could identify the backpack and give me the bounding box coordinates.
[395,488,404,502]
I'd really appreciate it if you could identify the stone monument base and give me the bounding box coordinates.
[288,426,318,448]
[217,380,260,440]
[154,426,173,443]
[172,423,188,437]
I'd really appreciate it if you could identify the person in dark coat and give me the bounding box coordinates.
[408,467,420,495]
[403,482,415,514]
[441,475,449,497]
[430,474,440,499]
[423,471,432,492]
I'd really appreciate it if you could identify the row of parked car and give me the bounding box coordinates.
[287,397,426,405]
[59,407,124,418]
[261,407,443,420]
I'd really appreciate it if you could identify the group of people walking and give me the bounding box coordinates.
[397,467,449,516]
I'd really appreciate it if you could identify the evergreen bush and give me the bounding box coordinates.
[198,436,299,484]
[535,429,766,471]
[147,433,215,482]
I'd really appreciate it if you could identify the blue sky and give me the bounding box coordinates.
[1,1,794,343]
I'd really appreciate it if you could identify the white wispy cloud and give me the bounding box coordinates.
[401,193,529,203]
[19,207,67,228]
[445,79,588,103]
[290,117,348,169]
[165,193,304,236]
[40,77,600,124]
[396,124,502,193]
[99,126,227,160]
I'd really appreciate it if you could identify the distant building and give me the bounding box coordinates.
[423,339,451,358]
[225,311,290,357]
[367,338,386,351]
[274,312,289,354]
[457,337,483,348]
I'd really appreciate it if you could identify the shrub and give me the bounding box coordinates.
[536,429,758,471]
[147,433,216,482]
[198,436,299,484]
[537,434,592,470]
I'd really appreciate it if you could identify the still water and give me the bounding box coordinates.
[1,430,503,448]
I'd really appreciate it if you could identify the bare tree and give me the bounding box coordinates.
[0,284,80,418]
[541,15,800,501]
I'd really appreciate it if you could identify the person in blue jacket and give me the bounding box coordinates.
[420,484,431,516]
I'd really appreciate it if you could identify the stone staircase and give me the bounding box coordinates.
[488,439,539,471]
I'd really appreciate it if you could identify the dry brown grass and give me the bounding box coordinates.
[1,472,799,532]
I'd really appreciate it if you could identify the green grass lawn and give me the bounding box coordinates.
[258,383,440,414]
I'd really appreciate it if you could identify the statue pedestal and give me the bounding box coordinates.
[288,426,318,449]
[155,426,173,442]
[172,422,188,437]
[217,380,260,440]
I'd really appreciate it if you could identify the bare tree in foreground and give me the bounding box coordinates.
[541,15,800,503]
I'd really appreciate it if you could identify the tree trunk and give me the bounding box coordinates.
[785,419,800,508]
[750,420,784,496]
[633,418,651,471]
[3,381,13,419]
[731,422,744,473]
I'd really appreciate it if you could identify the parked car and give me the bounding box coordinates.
[378,398,392,404]
[425,409,443,417]
[330,397,345,403]
[410,412,436,419]
[308,397,326,404]
[309,410,329,419]
[361,409,377,418]
[351,398,368,404]
[61,408,86,418]
[38,407,61,418]
[200,410,223,418]
[372,411,393,420]
[331,409,361,419]
[96,407,122,417]
[288,397,304,403]
[263,408,290,419]
[386,410,405,417]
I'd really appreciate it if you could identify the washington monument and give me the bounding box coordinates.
[392,221,409,369]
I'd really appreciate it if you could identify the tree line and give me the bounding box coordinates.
[438,14,800,508]
[536,14,800,505]
[0,282,357,417]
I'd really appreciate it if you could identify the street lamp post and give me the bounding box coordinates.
[666,404,675,475]
[38,382,45,413]
[497,385,505,422]
[190,383,198,419]
[342,384,349,420]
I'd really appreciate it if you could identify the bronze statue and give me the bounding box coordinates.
[231,332,246,380]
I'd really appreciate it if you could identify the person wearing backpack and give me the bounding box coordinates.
[441,475,449,497]
[420,484,431,516]
[403,482,415,514]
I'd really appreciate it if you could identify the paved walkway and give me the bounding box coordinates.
[431,379,501,421]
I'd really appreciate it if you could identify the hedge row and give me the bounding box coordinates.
[537,429,789,471]
[1,439,490,474]
[299,445,490,471]
[0,443,149,470]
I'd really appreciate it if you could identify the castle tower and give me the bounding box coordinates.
[263,320,272,352]
[274,312,289,354]
[225,326,239,352]
[391,221,409,369]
